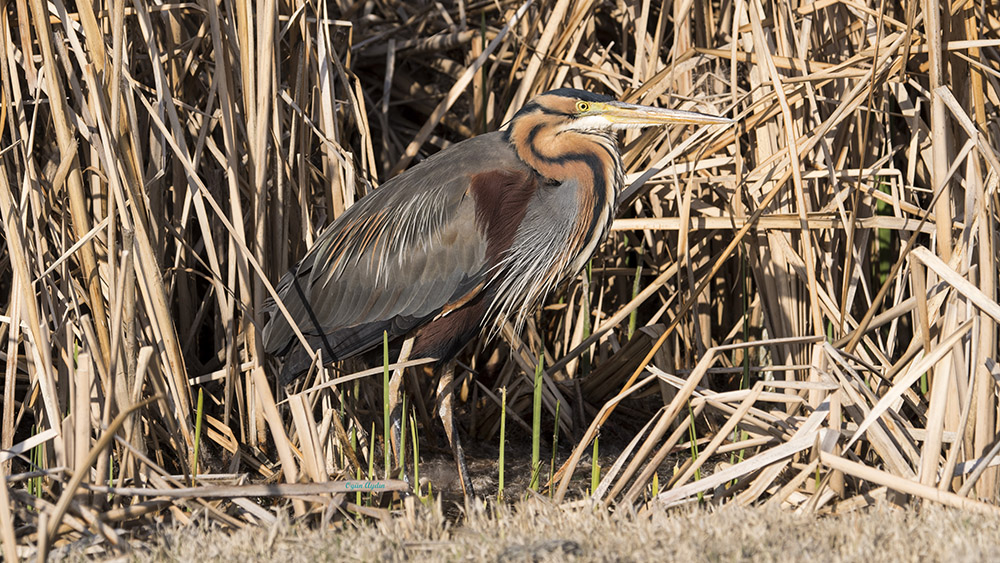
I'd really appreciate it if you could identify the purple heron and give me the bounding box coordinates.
[262,88,731,496]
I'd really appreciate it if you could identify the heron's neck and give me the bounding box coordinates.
[506,115,623,271]
[508,118,621,198]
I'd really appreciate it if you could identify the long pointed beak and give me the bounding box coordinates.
[602,100,733,126]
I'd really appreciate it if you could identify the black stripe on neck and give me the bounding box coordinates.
[526,140,615,249]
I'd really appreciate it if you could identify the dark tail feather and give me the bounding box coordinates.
[272,315,430,385]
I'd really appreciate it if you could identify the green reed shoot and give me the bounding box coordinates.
[591,436,600,495]
[529,357,543,491]
[399,393,408,480]
[383,331,390,478]
[688,403,700,478]
[410,410,421,497]
[191,387,204,486]
[628,251,642,339]
[687,403,703,502]
[368,422,376,505]
[28,425,42,499]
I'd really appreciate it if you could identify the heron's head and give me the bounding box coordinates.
[509,88,732,135]
[505,88,732,187]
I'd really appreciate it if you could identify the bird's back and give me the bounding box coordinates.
[262,132,583,380]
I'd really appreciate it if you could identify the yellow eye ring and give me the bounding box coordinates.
[576,101,591,113]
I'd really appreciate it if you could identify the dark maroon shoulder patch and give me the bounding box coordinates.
[469,170,539,263]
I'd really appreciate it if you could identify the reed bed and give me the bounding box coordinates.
[1,0,999,557]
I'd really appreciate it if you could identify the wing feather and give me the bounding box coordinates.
[261,133,533,368]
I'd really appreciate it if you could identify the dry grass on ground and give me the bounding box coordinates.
[48,500,1000,562]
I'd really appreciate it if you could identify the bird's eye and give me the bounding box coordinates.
[576,101,590,113]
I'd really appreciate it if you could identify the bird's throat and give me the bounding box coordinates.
[507,116,622,271]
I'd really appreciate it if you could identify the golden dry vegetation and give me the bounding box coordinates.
[57,501,1000,562]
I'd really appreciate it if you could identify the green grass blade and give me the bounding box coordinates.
[628,253,642,339]
[530,357,543,491]
[191,387,204,487]
[591,436,600,495]
[410,410,420,497]
[383,331,390,479]
[399,393,407,480]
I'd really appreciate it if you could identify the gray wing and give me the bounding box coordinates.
[261,133,534,374]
